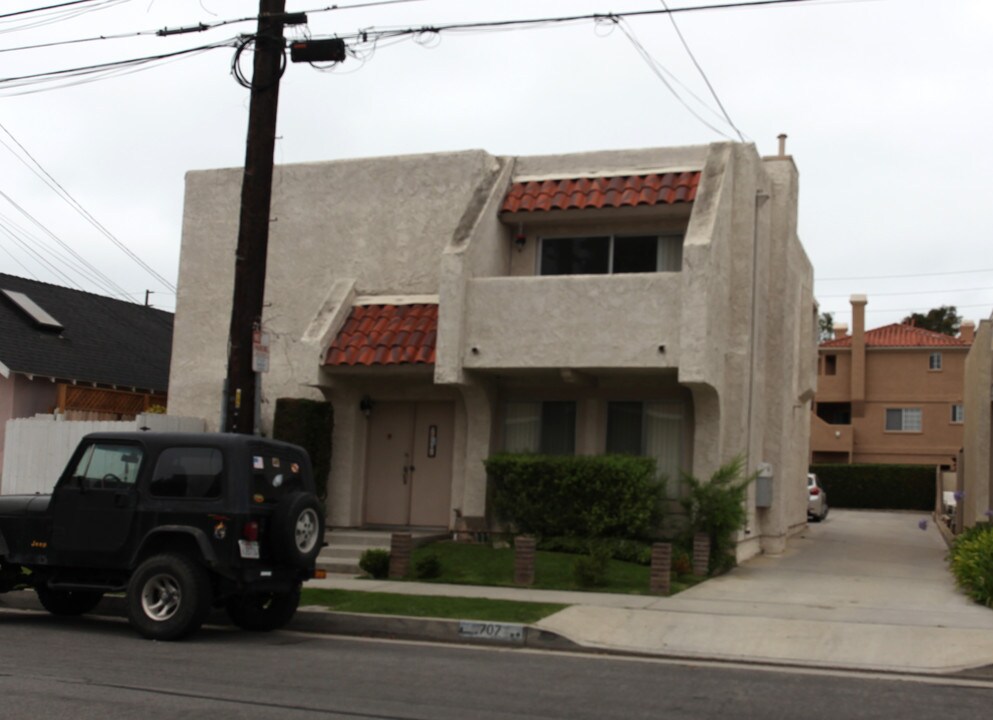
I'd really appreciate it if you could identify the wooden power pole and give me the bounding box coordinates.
[223,0,287,434]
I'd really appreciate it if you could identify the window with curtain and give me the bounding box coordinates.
[503,401,576,455]
[606,401,684,498]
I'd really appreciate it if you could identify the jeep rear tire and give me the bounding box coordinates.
[36,587,104,616]
[270,492,324,566]
[226,588,300,632]
[127,553,212,641]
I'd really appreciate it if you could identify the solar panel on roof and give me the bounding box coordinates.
[1,289,63,330]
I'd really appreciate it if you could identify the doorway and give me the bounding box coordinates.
[363,401,454,528]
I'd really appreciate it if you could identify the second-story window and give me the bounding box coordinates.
[539,235,683,276]
[824,354,837,376]
[929,352,942,371]
[885,408,922,432]
[951,404,964,424]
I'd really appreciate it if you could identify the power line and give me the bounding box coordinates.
[613,18,735,140]
[0,0,108,20]
[658,0,745,142]
[818,286,993,299]
[818,267,993,282]
[0,120,177,292]
[0,193,133,300]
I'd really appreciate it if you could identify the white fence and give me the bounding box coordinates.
[1,414,206,495]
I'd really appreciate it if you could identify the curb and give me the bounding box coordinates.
[0,591,579,652]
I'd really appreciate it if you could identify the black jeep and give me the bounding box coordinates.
[0,432,325,640]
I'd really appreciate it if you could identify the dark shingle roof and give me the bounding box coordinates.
[0,274,173,391]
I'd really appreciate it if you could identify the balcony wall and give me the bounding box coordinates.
[810,413,853,456]
[461,273,682,370]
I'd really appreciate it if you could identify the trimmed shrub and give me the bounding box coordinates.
[272,397,333,503]
[573,546,611,588]
[811,464,934,511]
[413,553,442,580]
[485,454,665,540]
[358,548,390,579]
[949,523,993,607]
[681,456,755,575]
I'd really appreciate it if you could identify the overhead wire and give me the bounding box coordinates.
[0,121,177,292]
[0,193,133,300]
[818,267,993,282]
[657,0,745,142]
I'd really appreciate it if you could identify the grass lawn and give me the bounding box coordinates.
[299,588,567,624]
[407,541,704,595]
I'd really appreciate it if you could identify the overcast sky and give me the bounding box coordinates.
[2,0,991,331]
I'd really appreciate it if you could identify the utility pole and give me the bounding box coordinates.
[223,0,287,434]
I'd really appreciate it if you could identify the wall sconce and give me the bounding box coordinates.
[359,396,374,417]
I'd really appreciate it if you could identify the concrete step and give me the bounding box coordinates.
[324,531,395,548]
[317,559,361,575]
[321,545,387,560]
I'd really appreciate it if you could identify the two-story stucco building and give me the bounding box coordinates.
[168,140,817,559]
[812,295,973,467]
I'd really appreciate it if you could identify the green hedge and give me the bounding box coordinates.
[272,397,333,503]
[810,464,934,511]
[949,522,993,607]
[484,454,665,539]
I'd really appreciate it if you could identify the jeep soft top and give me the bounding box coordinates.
[0,431,326,640]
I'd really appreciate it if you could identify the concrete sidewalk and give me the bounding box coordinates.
[308,511,993,674]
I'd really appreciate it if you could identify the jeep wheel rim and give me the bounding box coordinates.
[141,573,182,622]
[295,508,319,554]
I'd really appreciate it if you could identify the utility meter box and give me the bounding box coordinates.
[755,462,774,508]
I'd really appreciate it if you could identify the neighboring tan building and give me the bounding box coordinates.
[0,274,173,482]
[169,141,817,559]
[960,314,993,528]
[811,295,973,467]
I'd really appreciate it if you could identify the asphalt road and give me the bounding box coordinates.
[1,610,991,720]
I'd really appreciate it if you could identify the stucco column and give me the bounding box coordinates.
[324,385,366,527]
[685,382,721,481]
[456,381,496,518]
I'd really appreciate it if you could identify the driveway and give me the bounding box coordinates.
[538,510,993,672]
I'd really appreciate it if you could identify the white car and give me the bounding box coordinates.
[807,473,829,522]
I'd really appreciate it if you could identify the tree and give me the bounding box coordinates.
[818,312,835,342]
[902,306,962,336]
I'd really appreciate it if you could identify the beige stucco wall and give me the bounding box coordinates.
[812,346,967,465]
[170,142,816,552]
[962,317,993,526]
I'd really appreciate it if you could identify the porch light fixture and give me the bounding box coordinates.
[359,396,374,417]
[514,223,526,251]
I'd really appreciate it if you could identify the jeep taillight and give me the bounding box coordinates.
[810,487,820,496]
[243,520,259,541]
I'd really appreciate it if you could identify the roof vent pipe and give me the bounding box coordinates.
[777,133,787,157]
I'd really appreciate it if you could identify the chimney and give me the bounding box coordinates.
[960,320,975,344]
[850,294,867,417]
[833,322,848,340]
[777,133,787,157]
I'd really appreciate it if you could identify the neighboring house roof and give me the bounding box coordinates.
[500,171,701,213]
[325,304,438,366]
[0,273,173,391]
[821,323,971,349]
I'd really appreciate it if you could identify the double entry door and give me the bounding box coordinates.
[363,401,454,528]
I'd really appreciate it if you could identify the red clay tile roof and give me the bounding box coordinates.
[501,171,701,213]
[821,323,971,349]
[325,304,437,366]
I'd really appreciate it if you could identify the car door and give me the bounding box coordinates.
[50,441,144,566]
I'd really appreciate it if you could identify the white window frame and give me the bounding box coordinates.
[951,404,964,424]
[885,407,922,433]
[929,352,942,371]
